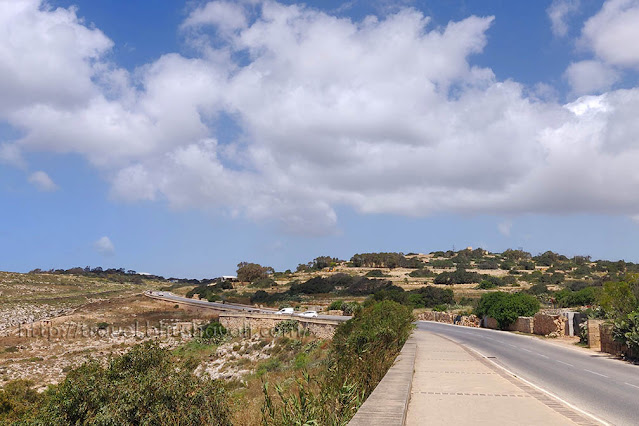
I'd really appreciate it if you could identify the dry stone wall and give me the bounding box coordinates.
[533,313,566,336]
[219,313,339,339]
[508,316,534,333]
[416,311,480,327]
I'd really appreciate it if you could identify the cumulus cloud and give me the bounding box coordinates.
[580,0,639,68]
[547,0,580,37]
[182,1,248,33]
[94,236,115,256]
[565,60,620,95]
[27,171,58,192]
[4,1,639,234]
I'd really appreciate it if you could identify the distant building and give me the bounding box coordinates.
[220,275,238,282]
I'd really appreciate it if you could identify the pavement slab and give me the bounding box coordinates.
[406,330,599,426]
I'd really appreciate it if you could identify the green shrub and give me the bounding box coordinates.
[408,268,434,278]
[475,292,540,329]
[274,320,301,335]
[365,269,386,277]
[555,287,599,307]
[477,280,497,289]
[201,320,227,343]
[262,301,414,425]
[30,341,231,425]
[0,380,43,424]
[433,269,482,285]
[250,278,277,288]
[433,304,447,312]
[328,300,344,311]
[613,310,639,357]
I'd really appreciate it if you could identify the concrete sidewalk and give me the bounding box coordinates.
[406,331,598,425]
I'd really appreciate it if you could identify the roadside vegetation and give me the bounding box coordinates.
[5,247,639,424]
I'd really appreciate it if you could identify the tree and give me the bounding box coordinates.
[236,262,269,283]
[599,281,638,319]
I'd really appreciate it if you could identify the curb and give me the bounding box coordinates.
[348,335,417,426]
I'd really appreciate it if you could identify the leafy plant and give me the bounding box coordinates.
[475,292,540,329]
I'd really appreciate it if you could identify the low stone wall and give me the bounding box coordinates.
[416,311,480,327]
[587,319,604,350]
[533,313,566,336]
[507,316,534,333]
[599,323,626,356]
[219,313,340,339]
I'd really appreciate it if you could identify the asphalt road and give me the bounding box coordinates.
[145,291,349,321]
[418,321,639,426]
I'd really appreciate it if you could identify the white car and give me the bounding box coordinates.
[275,307,295,315]
[299,310,318,318]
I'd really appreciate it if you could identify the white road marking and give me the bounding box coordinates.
[521,348,532,353]
[624,382,639,390]
[464,346,610,426]
[556,360,574,367]
[538,354,549,359]
[584,369,609,378]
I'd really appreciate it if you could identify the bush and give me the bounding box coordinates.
[477,280,497,289]
[201,320,227,343]
[410,286,454,307]
[477,260,499,270]
[250,277,277,288]
[428,259,455,269]
[408,268,434,278]
[30,342,231,425]
[434,269,482,285]
[289,277,335,294]
[527,282,548,295]
[342,277,393,296]
[613,310,639,357]
[262,301,414,425]
[599,281,638,319]
[328,300,344,311]
[0,380,43,423]
[475,292,540,329]
[365,269,386,277]
[555,287,599,307]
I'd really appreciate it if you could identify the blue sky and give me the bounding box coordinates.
[2,0,639,278]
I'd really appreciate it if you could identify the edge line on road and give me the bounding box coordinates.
[462,343,610,426]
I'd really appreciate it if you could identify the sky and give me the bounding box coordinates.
[2,0,639,278]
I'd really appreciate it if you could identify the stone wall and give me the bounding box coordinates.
[416,311,480,327]
[533,313,566,336]
[587,319,604,350]
[219,313,339,339]
[599,323,626,356]
[507,316,534,333]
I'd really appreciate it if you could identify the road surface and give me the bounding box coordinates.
[418,321,639,425]
[145,291,349,321]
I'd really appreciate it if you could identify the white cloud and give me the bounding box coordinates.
[497,221,512,237]
[547,0,580,37]
[182,1,248,33]
[28,171,58,192]
[0,143,25,167]
[580,0,639,68]
[564,60,620,95]
[94,236,115,256]
[4,1,639,235]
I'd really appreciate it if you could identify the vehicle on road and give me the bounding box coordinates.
[299,310,318,318]
[275,307,294,315]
